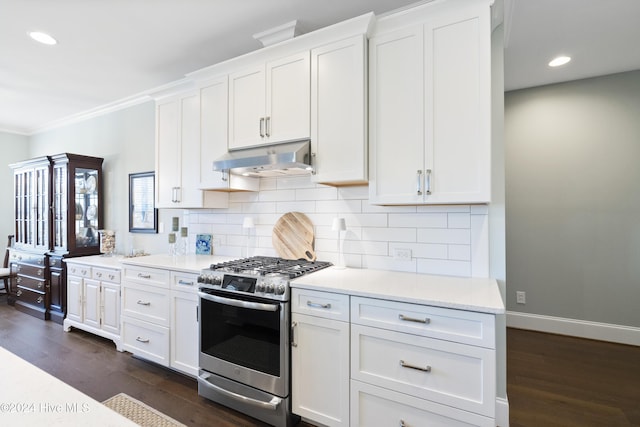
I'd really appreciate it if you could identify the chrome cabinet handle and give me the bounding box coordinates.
[16,289,22,297]
[291,321,297,347]
[37,296,43,304]
[16,277,22,284]
[37,269,42,276]
[400,360,431,372]
[307,301,331,309]
[425,169,432,195]
[416,170,423,195]
[265,116,271,137]
[136,337,150,343]
[259,117,265,137]
[95,272,102,278]
[178,279,194,286]
[399,314,430,324]
[137,273,151,279]
[137,300,151,306]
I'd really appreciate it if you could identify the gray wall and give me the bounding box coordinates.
[0,132,30,242]
[26,101,163,254]
[505,70,640,327]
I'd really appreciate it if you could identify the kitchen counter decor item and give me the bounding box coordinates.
[99,230,116,256]
[272,212,316,261]
[196,234,212,255]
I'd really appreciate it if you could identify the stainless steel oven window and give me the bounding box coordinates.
[199,293,282,377]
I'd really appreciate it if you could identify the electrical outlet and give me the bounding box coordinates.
[393,247,412,260]
[516,291,526,304]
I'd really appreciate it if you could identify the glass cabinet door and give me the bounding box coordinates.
[12,160,50,251]
[73,167,100,250]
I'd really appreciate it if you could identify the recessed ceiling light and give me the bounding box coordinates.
[28,31,57,45]
[548,56,571,67]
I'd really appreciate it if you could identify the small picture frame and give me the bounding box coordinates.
[129,172,158,233]
[196,234,212,255]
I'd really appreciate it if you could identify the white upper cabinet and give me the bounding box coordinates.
[228,51,310,150]
[155,91,229,208]
[199,76,259,192]
[369,0,492,205]
[310,35,368,185]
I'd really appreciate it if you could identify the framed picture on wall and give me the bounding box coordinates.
[129,171,158,233]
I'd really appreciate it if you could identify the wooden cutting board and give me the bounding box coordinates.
[272,212,316,261]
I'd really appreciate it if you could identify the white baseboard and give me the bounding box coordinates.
[506,311,640,346]
[496,396,509,427]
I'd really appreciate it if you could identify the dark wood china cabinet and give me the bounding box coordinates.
[8,153,103,323]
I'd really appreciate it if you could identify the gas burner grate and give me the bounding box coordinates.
[209,256,331,278]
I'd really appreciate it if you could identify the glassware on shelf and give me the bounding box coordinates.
[99,230,116,256]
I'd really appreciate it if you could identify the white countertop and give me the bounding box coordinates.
[63,254,126,269]
[0,346,138,426]
[290,267,505,314]
[119,254,237,273]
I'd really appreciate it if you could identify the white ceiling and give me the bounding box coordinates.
[2,0,640,135]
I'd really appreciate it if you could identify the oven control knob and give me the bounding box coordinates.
[256,282,265,293]
[211,276,222,286]
[275,284,286,295]
[266,282,275,294]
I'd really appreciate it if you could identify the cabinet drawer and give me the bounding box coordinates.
[47,256,62,269]
[351,380,494,427]
[15,263,45,279]
[291,288,349,321]
[15,286,46,308]
[170,272,199,292]
[124,266,169,288]
[67,264,91,278]
[351,296,495,348]
[122,283,170,326]
[15,275,46,292]
[92,267,121,284]
[122,318,170,366]
[351,324,495,417]
[11,252,45,266]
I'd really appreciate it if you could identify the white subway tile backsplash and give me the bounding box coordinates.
[185,178,488,278]
[448,244,471,261]
[362,227,416,243]
[388,213,448,228]
[447,212,471,229]
[295,187,337,201]
[417,228,471,244]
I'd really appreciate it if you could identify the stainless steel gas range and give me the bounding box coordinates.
[196,256,331,427]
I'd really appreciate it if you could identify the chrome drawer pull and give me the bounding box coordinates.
[37,269,42,276]
[16,277,22,284]
[135,337,150,343]
[36,296,43,304]
[108,274,115,280]
[16,290,22,297]
[137,300,151,306]
[307,301,331,309]
[398,314,430,324]
[96,272,102,278]
[291,321,297,347]
[400,360,431,372]
[137,273,151,279]
[178,280,194,286]
[400,421,406,427]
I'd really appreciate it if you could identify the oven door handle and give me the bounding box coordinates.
[198,372,281,411]
[198,292,279,312]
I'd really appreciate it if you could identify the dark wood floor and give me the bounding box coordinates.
[0,295,313,427]
[507,327,640,427]
[2,295,639,426]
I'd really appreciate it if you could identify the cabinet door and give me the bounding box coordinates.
[66,275,83,323]
[369,26,425,204]
[311,35,367,185]
[228,65,266,149]
[101,282,120,335]
[83,278,101,329]
[424,4,491,203]
[199,77,259,192]
[156,99,181,207]
[266,51,310,143]
[178,93,203,207]
[291,312,349,427]
[170,290,199,376]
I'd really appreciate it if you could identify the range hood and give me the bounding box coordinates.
[212,140,313,178]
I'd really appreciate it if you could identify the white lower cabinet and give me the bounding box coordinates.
[350,296,496,426]
[170,271,199,376]
[121,265,200,377]
[291,289,350,427]
[64,261,122,350]
[121,266,170,367]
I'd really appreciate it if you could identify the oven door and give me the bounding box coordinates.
[198,289,289,398]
